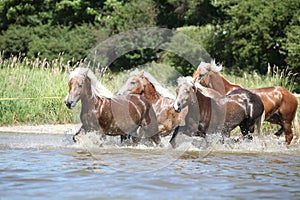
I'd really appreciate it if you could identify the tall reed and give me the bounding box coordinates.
[0,56,299,131]
[0,54,74,125]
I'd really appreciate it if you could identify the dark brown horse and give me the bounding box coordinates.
[64,67,161,145]
[119,70,187,136]
[193,61,299,145]
[170,77,264,147]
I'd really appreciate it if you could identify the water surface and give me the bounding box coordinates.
[0,131,299,199]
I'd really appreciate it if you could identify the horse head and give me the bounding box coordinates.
[193,60,222,87]
[173,77,196,112]
[119,70,146,95]
[64,68,89,109]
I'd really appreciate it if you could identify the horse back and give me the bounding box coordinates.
[226,88,264,120]
[97,94,152,135]
[250,86,298,121]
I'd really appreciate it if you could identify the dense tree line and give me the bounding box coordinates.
[0,0,299,89]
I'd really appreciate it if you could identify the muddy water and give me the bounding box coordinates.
[0,131,299,199]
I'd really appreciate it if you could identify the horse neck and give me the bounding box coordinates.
[143,81,161,104]
[209,72,235,95]
[192,89,212,120]
[80,78,96,111]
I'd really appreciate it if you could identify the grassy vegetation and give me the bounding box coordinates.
[0,56,299,130]
[0,55,73,125]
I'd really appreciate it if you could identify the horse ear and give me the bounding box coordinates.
[197,62,206,70]
[140,70,145,78]
[192,85,196,92]
[83,69,89,78]
[210,59,222,72]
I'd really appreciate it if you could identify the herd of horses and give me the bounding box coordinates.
[64,60,299,148]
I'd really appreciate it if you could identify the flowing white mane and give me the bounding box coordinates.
[177,76,194,87]
[69,67,113,98]
[197,59,222,73]
[130,69,175,99]
[177,76,222,98]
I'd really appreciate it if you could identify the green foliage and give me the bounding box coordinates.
[213,0,300,74]
[0,55,73,125]
[53,0,104,25]
[0,0,54,29]
[101,0,157,34]
[0,56,299,126]
[0,0,299,92]
[160,25,214,76]
[224,64,298,92]
[281,9,300,71]
[0,24,106,62]
[155,0,220,28]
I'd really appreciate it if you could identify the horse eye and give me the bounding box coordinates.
[130,81,136,85]
[199,74,205,79]
[78,84,83,88]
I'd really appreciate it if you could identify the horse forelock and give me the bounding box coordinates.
[69,67,113,98]
[131,69,175,99]
[177,76,194,87]
[197,60,222,73]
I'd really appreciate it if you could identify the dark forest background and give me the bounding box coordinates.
[0,0,299,90]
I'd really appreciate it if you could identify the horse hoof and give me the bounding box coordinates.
[243,135,253,141]
[158,143,164,148]
[73,135,80,143]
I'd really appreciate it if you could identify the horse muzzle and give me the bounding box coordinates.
[173,101,182,113]
[64,100,75,109]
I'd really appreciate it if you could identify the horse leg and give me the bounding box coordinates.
[255,114,263,136]
[274,126,284,137]
[73,126,86,143]
[131,126,142,145]
[169,126,180,148]
[239,122,253,141]
[121,134,131,143]
[283,122,293,145]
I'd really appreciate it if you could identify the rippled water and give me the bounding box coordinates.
[0,131,300,199]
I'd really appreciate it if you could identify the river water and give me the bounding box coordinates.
[0,130,299,199]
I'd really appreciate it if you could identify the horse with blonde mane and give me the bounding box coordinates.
[170,76,264,148]
[64,67,161,145]
[119,69,187,136]
[193,60,299,145]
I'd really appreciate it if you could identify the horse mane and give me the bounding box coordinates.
[198,59,222,73]
[69,67,113,98]
[177,76,194,87]
[130,69,175,99]
[177,76,222,98]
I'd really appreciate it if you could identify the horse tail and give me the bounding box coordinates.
[293,111,300,144]
[255,111,265,136]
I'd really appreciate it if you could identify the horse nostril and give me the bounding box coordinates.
[65,101,72,109]
[177,101,181,107]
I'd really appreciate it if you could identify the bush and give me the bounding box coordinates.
[160,25,214,76]
[0,24,108,62]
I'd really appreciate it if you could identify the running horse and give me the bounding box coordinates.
[64,67,161,145]
[193,60,299,145]
[119,69,187,136]
[170,77,264,147]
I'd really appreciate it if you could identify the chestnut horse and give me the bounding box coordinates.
[169,77,264,147]
[193,60,299,145]
[119,69,187,136]
[64,67,161,145]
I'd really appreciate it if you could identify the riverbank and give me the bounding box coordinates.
[0,124,81,134]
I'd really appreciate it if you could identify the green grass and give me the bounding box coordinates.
[0,55,73,125]
[0,56,299,133]
[224,64,298,92]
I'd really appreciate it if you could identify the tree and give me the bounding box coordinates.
[212,0,300,74]
[101,0,157,34]
[155,0,220,28]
